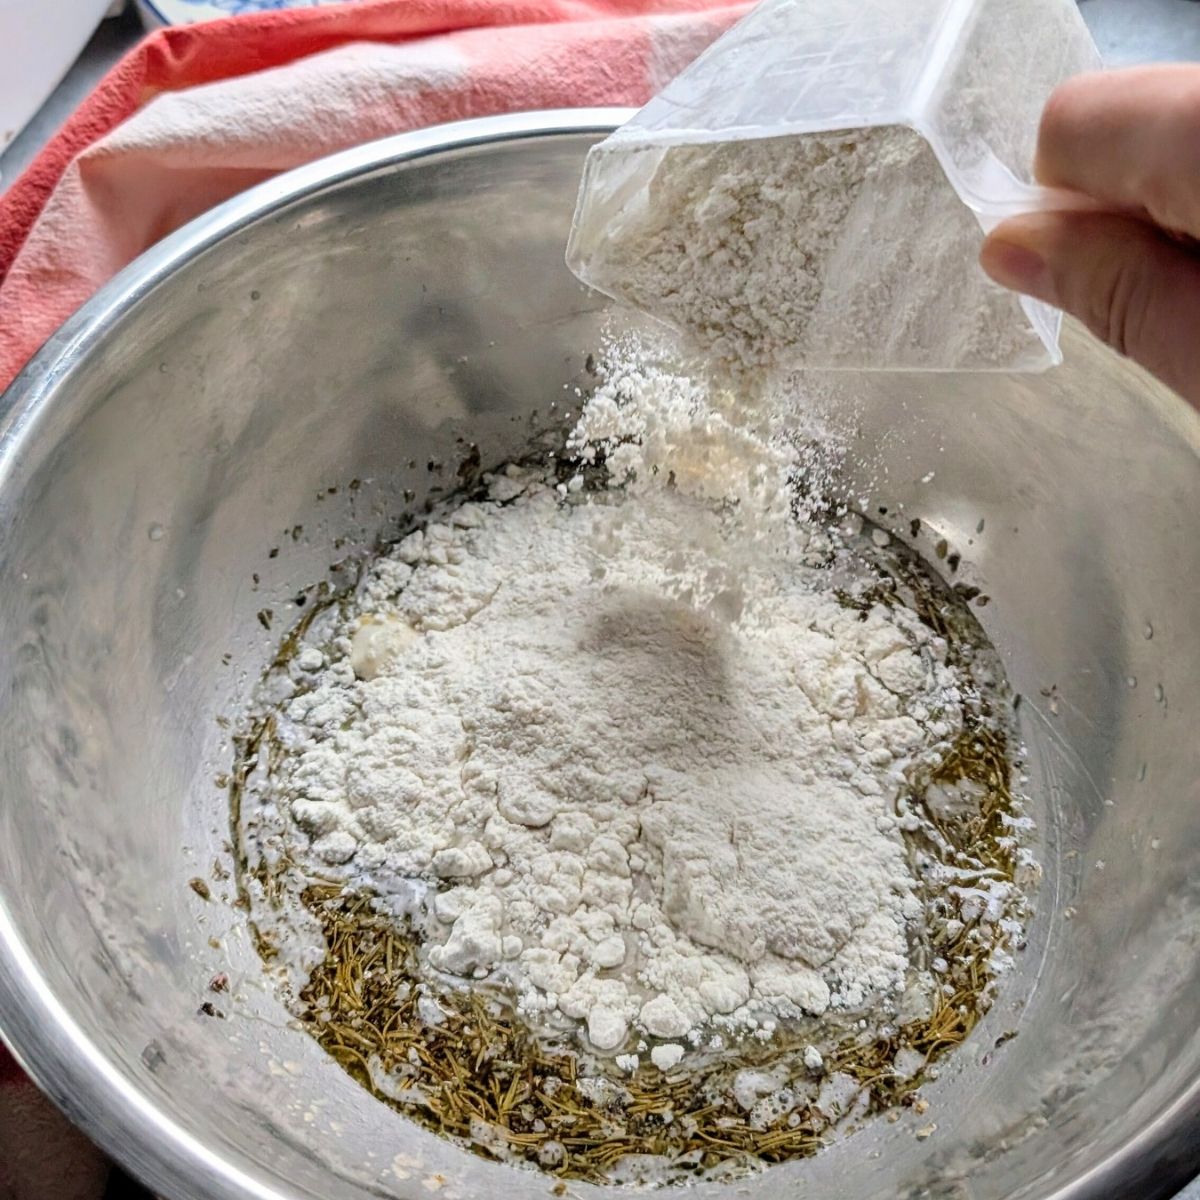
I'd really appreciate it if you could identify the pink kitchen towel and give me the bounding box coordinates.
[0,0,748,394]
[0,1,748,1196]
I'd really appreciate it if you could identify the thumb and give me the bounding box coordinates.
[980,210,1200,406]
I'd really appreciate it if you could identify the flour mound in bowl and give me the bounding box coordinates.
[279,476,956,1049]
[233,343,1032,1181]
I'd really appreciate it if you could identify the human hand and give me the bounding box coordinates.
[980,65,1200,405]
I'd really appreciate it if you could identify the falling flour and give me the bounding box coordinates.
[264,356,982,1060]
[575,127,1045,374]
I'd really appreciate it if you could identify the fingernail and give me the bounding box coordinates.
[980,237,1057,305]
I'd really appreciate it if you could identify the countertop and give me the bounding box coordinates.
[1,3,1199,1200]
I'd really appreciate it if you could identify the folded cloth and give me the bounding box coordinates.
[0,0,747,393]
[0,1,746,1195]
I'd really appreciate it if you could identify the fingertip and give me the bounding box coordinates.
[1031,64,1200,228]
[980,231,1055,305]
[986,210,1200,406]
[1034,72,1099,185]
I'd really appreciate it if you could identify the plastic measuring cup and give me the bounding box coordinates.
[567,0,1103,373]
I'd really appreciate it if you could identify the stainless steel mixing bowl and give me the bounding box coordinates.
[0,110,1198,1200]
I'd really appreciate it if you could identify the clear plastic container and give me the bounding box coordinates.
[567,0,1102,373]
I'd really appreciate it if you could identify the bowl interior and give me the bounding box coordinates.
[0,120,1198,1200]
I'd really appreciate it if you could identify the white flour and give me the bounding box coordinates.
[568,351,795,528]
[582,127,1043,374]
[273,370,971,1057]
[564,343,857,624]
